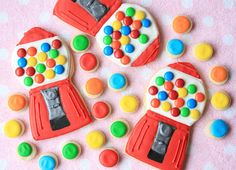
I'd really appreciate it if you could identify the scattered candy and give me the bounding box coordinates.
[62,141,81,160]
[8,94,27,112]
[86,130,106,149]
[92,101,112,120]
[166,39,185,58]
[193,43,213,61]
[209,65,229,85]
[211,91,231,110]
[4,119,25,138]
[119,95,139,113]
[108,73,128,91]
[172,16,192,34]
[110,120,129,138]
[38,153,58,170]
[85,78,104,98]
[71,35,90,52]
[99,148,119,167]
[207,119,229,139]
[79,53,99,72]
[17,142,37,160]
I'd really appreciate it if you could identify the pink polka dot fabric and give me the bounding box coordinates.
[0,0,236,169]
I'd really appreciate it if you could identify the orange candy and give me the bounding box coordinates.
[174,98,185,108]
[195,92,205,102]
[85,78,104,98]
[121,56,131,65]
[151,98,160,108]
[34,74,45,84]
[8,94,27,112]
[164,82,174,91]
[172,16,192,34]
[27,47,37,56]
[209,66,229,85]
[116,11,125,21]
[132,20,142,29]
[111,41,121,50]
[46,59,56,68]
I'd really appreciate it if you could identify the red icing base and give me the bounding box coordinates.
[126,110,190,170]
[99,149,119,167]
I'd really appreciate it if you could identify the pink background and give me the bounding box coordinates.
[0,0,236,169]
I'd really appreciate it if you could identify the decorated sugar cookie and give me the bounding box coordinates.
[38,153,59,170]
[61,141,81,160]
[54,0,161,67]
[206,119,230,139]
[17,142,37,160]
[99,148,119,167]
[126,62,207,170]
[12,27,92,140]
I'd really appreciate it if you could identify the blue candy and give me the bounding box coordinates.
[109,73,127,90]
[103,46,113,56]
[167,39,185,56]
[54,65,65,74]
[164,71,174,81]
[187,99,197,109]
[210,119,229,138]
[104,26,113,35]
[158,91,168,101]
[125,44,135,53]
[17,58,27,68]
[121,26,131,36]
[142,19,151,28]
[41,43,51,52]
[39,155,56,170]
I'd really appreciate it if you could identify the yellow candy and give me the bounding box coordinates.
[161,101,171,112]
[211,91,231,110]
[45,69,55,79]
[135,11,146,20]
[112,20,122,30]
[37,52,48,62]
[27,57,37,67]
[86,130,106,149]
[120,36,130,45]
[193,43,214,61]
[4,119,24,138]
[178,88,188,97]
[190,109,201,120]
[56,55,67,65]
[119,95,139,113]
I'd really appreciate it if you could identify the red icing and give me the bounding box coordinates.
[175,78,185,88]
[26,67,36,76]
[17,48,26,58]
[92,101,110,119]
[79,53,98,71]
[52,39,62,49]
[15,67,25,77]
[148,86,158,95]
[99,149,119,167]
[123,16,133,26]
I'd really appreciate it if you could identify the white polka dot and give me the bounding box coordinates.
[203,162,217,170]
[17,0,30,5]
[0,123,4,134]
[223,108,235,118]
[202,16,214,27]
[224,0,235,9]
[223,34,234,46]
[0,159,7,170]
[182,34,192,44]
[39,12,51,24]
[118,159,133,170]
[0,12,8,24]
[140,0,153,7]
[0,48,9,60]
[224,144,236,155]
[161,14,172,26]
[0,85,10,96]
[78,159,91,170]
[181,0,193,8]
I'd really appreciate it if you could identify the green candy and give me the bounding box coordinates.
[72,35,90,51]
[110,120,128,138]
[36,63,46,73]
[187,84,197,94]
[62,143,79,160]
[17,142,33,157]
[155,76,165,86]
[49,49,59,59]
[181,107,190,117]
[24,77,33,86]
[103,36,112,45]
[139,34,149,44]
[126,7,135,17]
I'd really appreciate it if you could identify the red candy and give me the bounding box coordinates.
[52,39,62,49]
[195,92,205,102]
[175,78,185,88]
[34,74,44,84]
[114,49,124,59]
[171,108,180,117]
[123,17,133,26]
[120,55,131,65]
[99,149,119,167]
[15,67,25,76]
[112,41,121,50]
[26,67,35,76]
[148,86,158,95]
[164,81,174,91]
[27,47,37,56]
[116,11,125,21]
[17,48,26,58]
[174,98,185,108]
[46,59,56,68]
[112,31,122,40]
[169,90,178,100]
[151,98,160,108]
[132,20,142,29]
[130,30,140,39]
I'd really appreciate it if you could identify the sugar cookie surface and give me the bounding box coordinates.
[92,101,111,120]
[86,130,106,149]
[8,94,27,112]
[17,142,37,160]
[62,141,81,160]
[85,78,104,98]
[193,43,213,61]
[119,95,139,113]
[99,148,119,167]
[211,91,231,110]
[166,39,185,58]
[172,16,192,34]
[110,120,129,138]
[4,119,25,138]
[209,66,229,85]
[108,73,128,91]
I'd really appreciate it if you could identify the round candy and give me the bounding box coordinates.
[39,153,58,170]
[121,55,131,65]
[45,69,55,79]
[24,77,33,86]
[148,86,158,95]
[46,59,56,68]
[54,65,65,74]
[112,20,122,30]
[178,88,188,97]
[15,67,25,77]
[209,119,229,138]
[171,108,180,117]
[139,34,149,44]
[85,78,104,98]
[120,36,130,45]
[181,107,190,117]
[132,20,142,30]
[187,84,197,94]
[52,39,62,49]
[27,57,37,67]
[193,43,214,61]
[151,98,160,108]
[164,71,174,81]
[126,7,135,17]
[125,44,135,53]
[211,91,231,110]
[92,101,111,120]
[8,94,27,112]
[18,58,27,68]
[49,49,59,59]
[135,11,146,20]
[17,48,26,58]
[158,91,168,101]
[41,43,51,52]
[169,90,178,100]
[166,39,185,58]
[123,16,133,26]
[161,101,171,112]
[103,46,113,56]
[103,35,112,45]
[142,18,151,27]
[175,78,185,88]
[37,52,48,62]
[195,92,205,102]
[190,109,201,120]
[112,31,122,40]
[56,55,67,65]
[71,35,90,52]
[86,130,106,149]
[104,26,113,35]
[110,120,129,138]
[121,26,131,36]
[108,73,127,91]
[4,119,25,138]
[119,95,139,113]
[17,142,37,160]
[172,16,192,34]
[114,49,124,59]
[164,82,174,91]
[80,53,99,72]
[187,99,197,109]
[209,66,229,85]
[116,11,125,21]
[62,141,81,160]
[130,30,140,39]
[34,74,45,84]
[27,47,37,56]
[155,76,165,86]
[36,63,46,73]
[99,149,119,167]
[112,41,121,50]
[175,98,185,108]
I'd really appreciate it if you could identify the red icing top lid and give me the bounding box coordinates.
[79,53,98,71]
[99,149,119,167]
